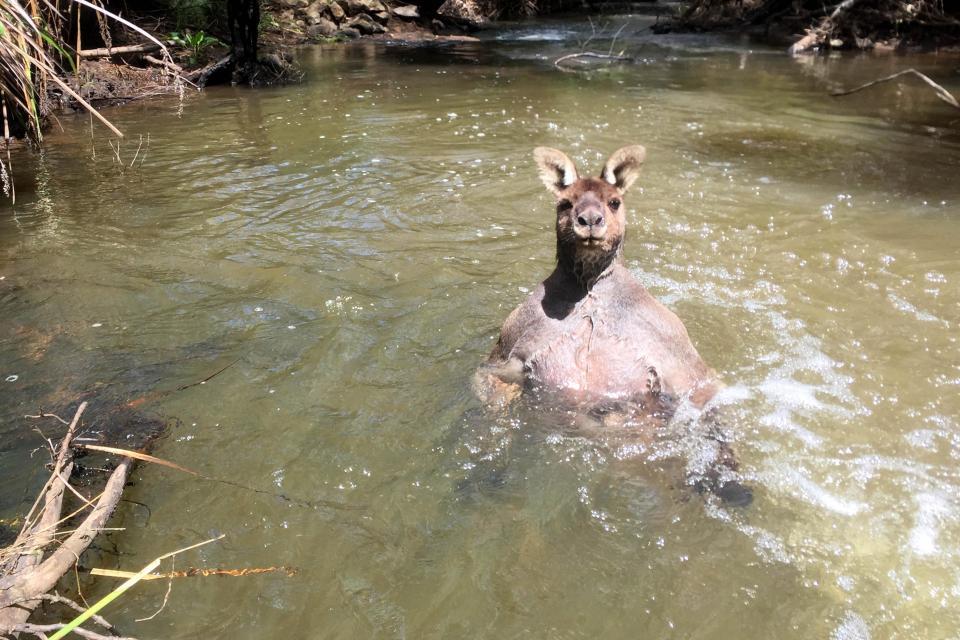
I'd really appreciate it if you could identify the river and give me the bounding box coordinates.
[1,14,959,639]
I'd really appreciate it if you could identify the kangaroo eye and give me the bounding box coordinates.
[608,199,621,210]
[557,199,573,212]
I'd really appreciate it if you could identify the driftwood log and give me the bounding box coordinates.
[0,403,134,639]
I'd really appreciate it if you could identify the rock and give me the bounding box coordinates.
[346,13,387,34]
[437,0,486,28]
[338,26,361,38]
[372,10,390,23]
[391,4,419,18]
[325,0,345,21]
[304,1,324,24]
[307,17,338,37]
[345,0,386,16]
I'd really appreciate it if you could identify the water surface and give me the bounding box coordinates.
[2,15,959,639]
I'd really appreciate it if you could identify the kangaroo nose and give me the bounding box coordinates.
[576,210,604,228]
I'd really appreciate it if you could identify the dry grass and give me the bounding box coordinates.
[0,0,176,200]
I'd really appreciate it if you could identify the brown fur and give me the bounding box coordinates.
[477,146,720,415]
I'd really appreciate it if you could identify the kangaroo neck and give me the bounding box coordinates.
[555,240,623,291]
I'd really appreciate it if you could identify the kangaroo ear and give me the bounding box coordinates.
[601,145,646,193]
[534,147,578,196]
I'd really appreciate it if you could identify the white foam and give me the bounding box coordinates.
[908,491,950,557]
[772,466,866,517]
[831,611,871,640]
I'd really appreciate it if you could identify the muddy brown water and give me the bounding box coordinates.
[2,16,960,639]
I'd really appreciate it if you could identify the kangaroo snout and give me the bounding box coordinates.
[573,194,606,238]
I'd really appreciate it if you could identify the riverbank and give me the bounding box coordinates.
[55,0,481,113]
[46,0,960,123]
[655,0,960,54]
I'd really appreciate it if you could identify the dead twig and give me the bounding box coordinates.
[34,594,115,631]
[134,558,173,622]
[142,54,182,74]
[9,622,136,640]
[831,68,960,109]
[24,411,70,426]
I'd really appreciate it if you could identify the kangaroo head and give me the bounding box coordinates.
[534,145,646,287]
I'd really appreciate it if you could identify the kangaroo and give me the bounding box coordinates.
[475,146,749,504]
[477,145,720,412]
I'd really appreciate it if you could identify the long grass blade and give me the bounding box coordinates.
[81,444,199,475]
[47,536,224,640]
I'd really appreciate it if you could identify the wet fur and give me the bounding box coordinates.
[479,147,719,413]
[474,145,750,505]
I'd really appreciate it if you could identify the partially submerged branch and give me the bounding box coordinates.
[0,459,132,610]
[554,52,632,70]
[831,68,960,109]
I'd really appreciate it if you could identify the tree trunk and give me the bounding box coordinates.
[227,0,260,66]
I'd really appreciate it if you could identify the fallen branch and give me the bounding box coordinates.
[78,43,162,59]
[143,54,183,74]
[34,594,116,631]
[0,403,87,631]
[9,621,136,640]
[831,69,960,109]
[0,458,132,611]
[554,51,632,69]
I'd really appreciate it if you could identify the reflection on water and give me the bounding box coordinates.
[2,14,960,639]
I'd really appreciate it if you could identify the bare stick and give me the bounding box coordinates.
[36,594,115,631]
[830,68,960,109]
[10,622,136,640]
[607,22,628,57]
[16,403,87,547]
[78,43,161,58]
[24,411,69,425]
[128,134,144,168]
[143,54,182,73]
[134,558,173,622]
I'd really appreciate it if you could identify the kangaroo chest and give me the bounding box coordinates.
[518,294,666,401]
